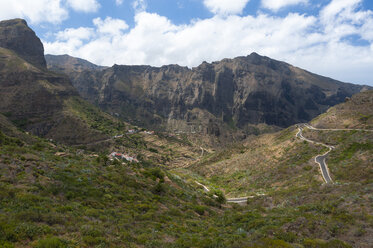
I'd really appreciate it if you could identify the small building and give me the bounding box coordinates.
[127,129,137,134]
[109,152,139,163]
[143,131,154,135]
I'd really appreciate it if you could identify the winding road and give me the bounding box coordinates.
[195,181,264,204]
[296,123,373,184]
[296,124,334,184]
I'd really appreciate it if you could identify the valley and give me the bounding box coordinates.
[0,18,372,248]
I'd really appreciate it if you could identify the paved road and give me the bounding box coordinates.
[296,124,334,184]
[315,150,333,184]
[195,181,266,204]
[304,123,373,132]
[226,197,253,204]
[297,123,373,184]
[195,181,211,193]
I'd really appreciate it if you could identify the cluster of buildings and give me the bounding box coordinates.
[109,152,139,163]
[108,129,155,163]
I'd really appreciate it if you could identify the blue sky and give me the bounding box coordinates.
[0,0,373,86]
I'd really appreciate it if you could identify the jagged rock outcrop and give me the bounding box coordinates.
[0,19,46,68]
[47,53,369,139]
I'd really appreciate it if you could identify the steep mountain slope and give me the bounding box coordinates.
[0,19,46,68]
[46,53,368,140]
[0,19,126,145]
[311,90,373,129]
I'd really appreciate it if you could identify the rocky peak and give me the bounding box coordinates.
[0,18,46,68]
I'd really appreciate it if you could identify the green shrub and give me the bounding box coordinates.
[152,182,165,195]
[274,231,297,243]
[303,238,352,248]
[0,241,14,248]
[148,147,159,153]
[34,236,66,248]
[211,190,226,204]
[252,238,292,248]
[32,142,45,151]
[193,205,206,215]
[143,168,164,181]
[15,223,49,241]
[83,236,107,246]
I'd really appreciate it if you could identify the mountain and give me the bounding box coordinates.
[0,19,46,68]
[0,19,125,145]
[46,53,369,143]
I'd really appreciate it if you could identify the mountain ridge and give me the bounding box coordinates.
[46,53,370,145]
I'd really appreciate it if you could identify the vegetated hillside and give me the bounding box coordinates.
[46,53,368,142]
[0,116,357,248]
[175,90,373,247]
[311,90,373,129]
[0,127,231,247]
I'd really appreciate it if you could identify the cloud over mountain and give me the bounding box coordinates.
[41,0,373,85]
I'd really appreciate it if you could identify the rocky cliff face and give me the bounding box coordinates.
[47,53,368,139]
[0,19,46,68]
[0,19,110,144]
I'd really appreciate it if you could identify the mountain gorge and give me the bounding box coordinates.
[1,17,373,248]
[47,53,368,143]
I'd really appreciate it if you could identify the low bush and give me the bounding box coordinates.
[34,236,66,248]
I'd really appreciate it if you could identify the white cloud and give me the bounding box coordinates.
[203,0,250,15]
[261,0,308,12]
[319,0,372,43]
[132,0,147,12]
[56,27,94,41]
[45,12,317,66]
[0,0,100,24]
[44,2,373,85]
[0,0,68,24]
[116,0,124,5]
[93,17,129,36]
[46,27,94,54]
[66,0,100,13]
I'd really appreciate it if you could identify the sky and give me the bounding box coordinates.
[0,0,373,86]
